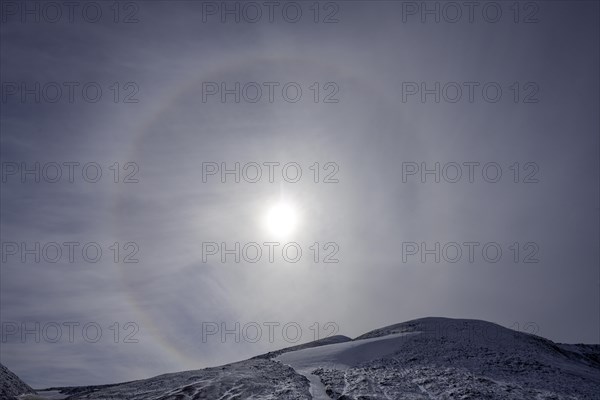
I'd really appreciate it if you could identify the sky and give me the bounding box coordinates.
[1,0,599,389]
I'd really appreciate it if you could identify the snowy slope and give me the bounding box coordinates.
[0,363,36,399]
[45,359,311,399]
[21,317,600,399]
[252,335,352,360]
[278,317,600,399]
[276,332,421,398]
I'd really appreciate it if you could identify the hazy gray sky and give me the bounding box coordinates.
[1,0,599,388]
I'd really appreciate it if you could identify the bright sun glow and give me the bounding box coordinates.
[265,202,298,237]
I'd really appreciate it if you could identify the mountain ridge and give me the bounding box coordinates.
[4,317,600,399]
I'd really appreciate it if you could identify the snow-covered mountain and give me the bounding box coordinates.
[10,317,600,399]
[0,362,36,399]
[277,317,600,399]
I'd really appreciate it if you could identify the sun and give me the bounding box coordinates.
[264,202,298,238]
